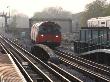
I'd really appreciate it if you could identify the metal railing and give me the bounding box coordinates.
[74,33,110,53]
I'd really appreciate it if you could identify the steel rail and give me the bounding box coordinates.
[58,46,110,71]
[0,42,33,82]
[0,35,71,82]
[48,61,84,82]
[55,49,110,75]
[1,34,110,81]
[59,57,110,82]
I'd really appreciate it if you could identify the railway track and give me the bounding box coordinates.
[0,35,84,82]
[2,34,110,82]
[57,46,110,69]
[0,41,52,82]
[54,48,110,82]
[0,42,26,82]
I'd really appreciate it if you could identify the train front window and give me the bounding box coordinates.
[39,26,48,34]
[46,27,60,34]
[51,27,60,34]
[39,25,61,34]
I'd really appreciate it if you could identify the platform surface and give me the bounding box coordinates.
[0,53,26,82]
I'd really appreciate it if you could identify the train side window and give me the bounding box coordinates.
[101,22,105,24]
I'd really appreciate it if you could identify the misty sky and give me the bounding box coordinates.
[0,0,110,17]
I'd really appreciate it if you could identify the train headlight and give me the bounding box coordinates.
[56,35,58,37]
[41,34,44,37]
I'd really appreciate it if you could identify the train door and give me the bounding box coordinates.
[31,25,34,41]
[34,25,39,42]
[107,20,110,29]
[33,25,36,41]
[87,20,91,27]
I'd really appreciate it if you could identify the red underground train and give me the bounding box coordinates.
[31,21,62,48]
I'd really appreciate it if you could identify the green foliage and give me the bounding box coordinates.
[80,0,110,27]
[103,4,110,16]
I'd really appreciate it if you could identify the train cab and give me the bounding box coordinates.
[31,21,62,48]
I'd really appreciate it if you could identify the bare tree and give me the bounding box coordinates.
[33,7,72,19]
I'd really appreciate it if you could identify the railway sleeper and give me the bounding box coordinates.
[29,74,44,82]
[59,57,110,82]
[57,49,110,71]
[55,50,110,77]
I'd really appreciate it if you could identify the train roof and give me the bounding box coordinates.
[88,16,110,21]
[32,21,61,28]
[88,18,97,21]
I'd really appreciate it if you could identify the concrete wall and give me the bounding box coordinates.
[0,17,5,33]
[16,16,29,28]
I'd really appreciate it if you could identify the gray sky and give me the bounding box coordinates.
[0,0,110,17]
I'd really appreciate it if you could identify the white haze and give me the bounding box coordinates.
[0,0,99,17]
